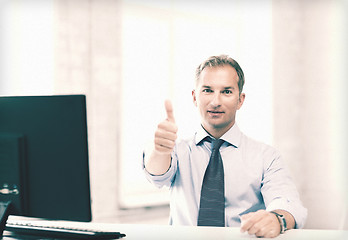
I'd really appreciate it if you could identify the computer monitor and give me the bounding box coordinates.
[0,95,91,224]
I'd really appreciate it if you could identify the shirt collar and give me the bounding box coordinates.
[194,124,242,148]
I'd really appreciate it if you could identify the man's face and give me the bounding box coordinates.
[192,65,245,137]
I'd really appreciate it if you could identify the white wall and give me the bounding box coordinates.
[0,0,54,95]
[272,0,348,229]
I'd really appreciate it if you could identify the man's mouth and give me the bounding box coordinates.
[207,110,224,117]
[208,110,224,114]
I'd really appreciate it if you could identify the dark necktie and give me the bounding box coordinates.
[197,138,225,227]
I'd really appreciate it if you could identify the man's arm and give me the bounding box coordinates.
[144,100,177,175]
[240,146,307,237]
[240,209,295,238]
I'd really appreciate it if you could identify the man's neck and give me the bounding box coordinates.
[202,123,235,139]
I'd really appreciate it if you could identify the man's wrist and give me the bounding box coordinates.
[270,211,287,234]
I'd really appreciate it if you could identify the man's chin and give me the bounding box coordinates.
[209,121,232,130]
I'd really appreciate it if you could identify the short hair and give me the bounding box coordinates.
[195,55,245,94]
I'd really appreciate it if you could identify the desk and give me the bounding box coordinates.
[102,224,348,240]
[2,221,348,240]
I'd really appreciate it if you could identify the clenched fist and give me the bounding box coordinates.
[144,100,178,175]
[154,100,178,154]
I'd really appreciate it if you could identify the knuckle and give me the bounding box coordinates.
[253,223,261,231]
[157,121,165,128]
[154,130,161,137]
[168,123,178,133]
[247,218,256,225]
[154,138,162,146]
[170,141,176,148]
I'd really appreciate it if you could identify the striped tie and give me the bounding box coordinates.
[198,138,225,227]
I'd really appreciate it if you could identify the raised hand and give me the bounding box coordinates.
[154,100,178,154]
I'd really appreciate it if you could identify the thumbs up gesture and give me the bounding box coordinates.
[154,100,178,154]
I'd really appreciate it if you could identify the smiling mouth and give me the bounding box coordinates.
[207,110,224,114]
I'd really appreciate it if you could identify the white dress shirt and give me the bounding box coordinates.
[143,124,307,228]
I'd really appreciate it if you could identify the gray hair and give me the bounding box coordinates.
[195,55,245,94]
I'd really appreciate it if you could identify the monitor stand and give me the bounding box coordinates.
[0,201,12,237]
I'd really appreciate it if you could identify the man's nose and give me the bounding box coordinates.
[210,92,222,107]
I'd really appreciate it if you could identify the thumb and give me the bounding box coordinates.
[165,99,175,123]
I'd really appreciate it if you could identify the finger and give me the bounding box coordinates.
[248,221,263,235]
[154,138,176,153]
[154,127,177,154]
[257,226,278,238]
[154,138,176,150]
[240,213,256,232]
[255,220,279,238]
[155,144,173,153]
[155,129,177,142]
[240,213,252,221]
[165,99,175,123]
[240,211,264,234]
[157,120,178,134]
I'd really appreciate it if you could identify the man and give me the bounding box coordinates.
[143,55,307,238]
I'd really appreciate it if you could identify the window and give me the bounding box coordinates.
[119,0,273,208]
[0,0,273,212]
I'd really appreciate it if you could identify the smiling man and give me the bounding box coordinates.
[193,62,244,139]
[143,55,307,238]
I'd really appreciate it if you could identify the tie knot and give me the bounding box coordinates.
[212,139,224,150]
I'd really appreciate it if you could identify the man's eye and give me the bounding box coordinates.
[223,90,232,94]
[202,89,213,93]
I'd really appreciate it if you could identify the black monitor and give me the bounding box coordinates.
[0,95,91,226]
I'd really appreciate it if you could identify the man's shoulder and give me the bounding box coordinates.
[239,131,280,156]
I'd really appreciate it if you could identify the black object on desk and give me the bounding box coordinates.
[5,221,126,239]
[0,201,12,237]
[0,95,126,239]
[0,95,92,222]
[0,133,27,238]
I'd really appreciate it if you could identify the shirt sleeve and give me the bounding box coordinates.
[261,147,308,229]
[142,145,178,189]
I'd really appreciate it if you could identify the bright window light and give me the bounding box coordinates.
[120,0,272,208]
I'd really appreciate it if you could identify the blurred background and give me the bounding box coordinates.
[0,0,347,229]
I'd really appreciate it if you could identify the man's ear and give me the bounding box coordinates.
[237,93,245,110]
[192,89,198,107]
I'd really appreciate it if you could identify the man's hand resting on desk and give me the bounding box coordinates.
[240,209,295,238]
[144,100,178,175]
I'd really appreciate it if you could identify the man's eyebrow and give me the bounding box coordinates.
[201,86,235,89]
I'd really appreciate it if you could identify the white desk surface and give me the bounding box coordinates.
[4,218,348,240]
[102,223,348,240]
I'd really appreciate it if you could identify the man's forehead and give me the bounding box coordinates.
[198,66,238,84]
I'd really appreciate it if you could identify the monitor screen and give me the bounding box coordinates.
[0,95,91,222]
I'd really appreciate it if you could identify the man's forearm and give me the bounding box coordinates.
[144,150,172,175]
